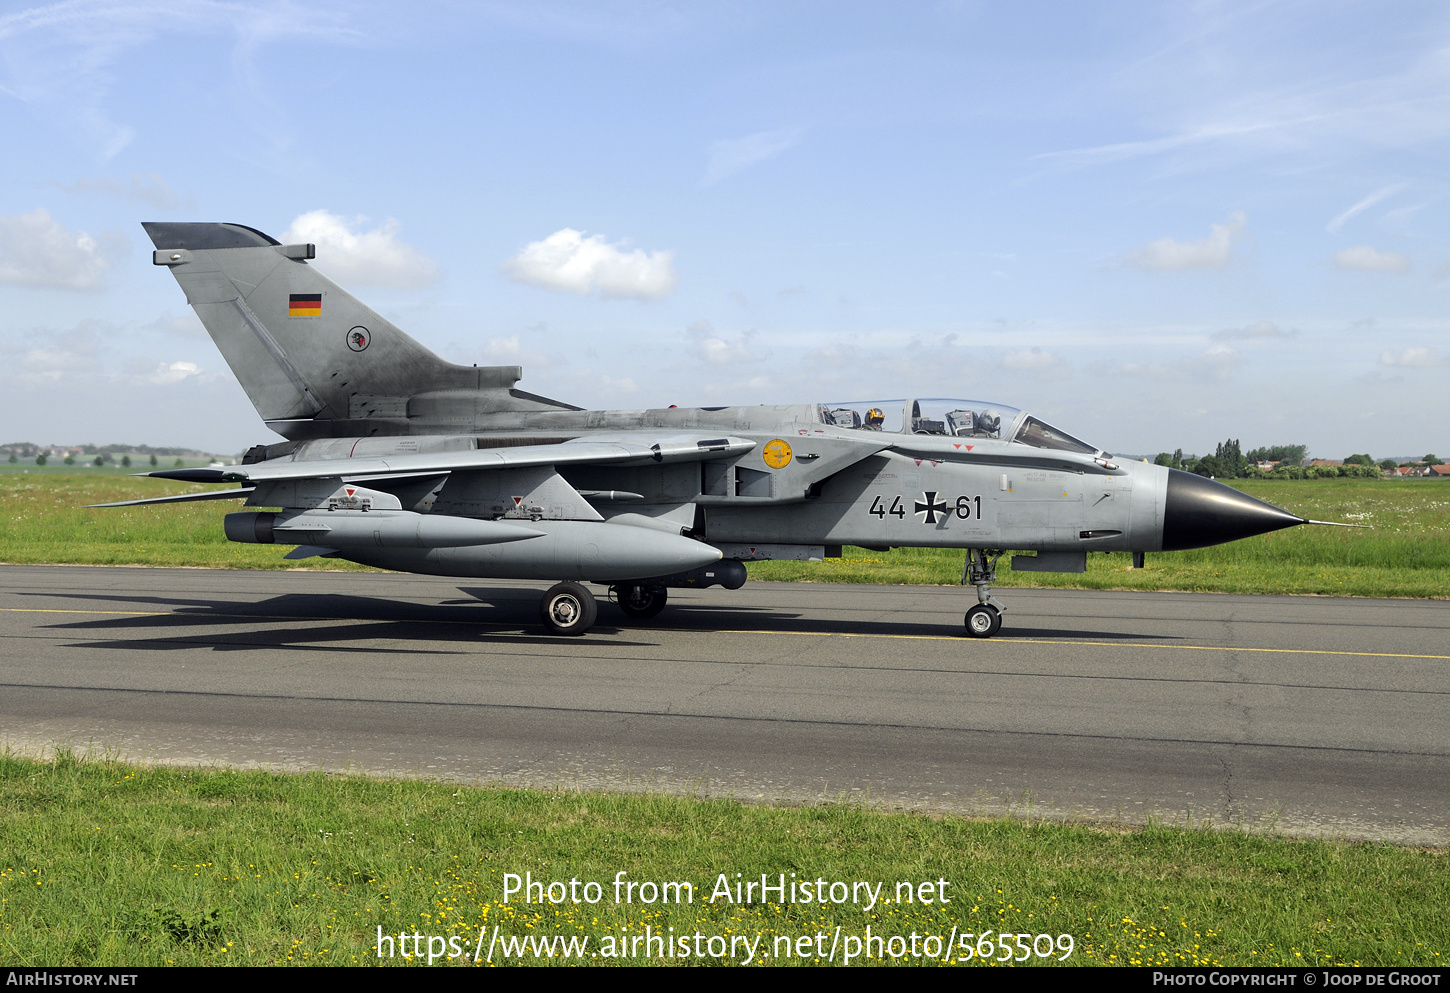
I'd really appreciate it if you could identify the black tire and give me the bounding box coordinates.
[964,603,1000,639]
[540,582,597,636]
[615,583,668,620]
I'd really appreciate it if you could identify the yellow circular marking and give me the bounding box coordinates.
[762,439,793,469]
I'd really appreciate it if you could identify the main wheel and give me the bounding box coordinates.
[964,603,1001,639]
[615,583,668,620]
[540,582,597,636]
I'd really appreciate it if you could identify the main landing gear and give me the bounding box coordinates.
[610,582,668,619]
[962,549,1006,638]
[539,581,671,635]
[539,581,597,636]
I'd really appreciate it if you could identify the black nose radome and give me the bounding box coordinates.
[1162,469,1304,552]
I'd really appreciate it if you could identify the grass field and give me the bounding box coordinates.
[0,471,371,572]
[1,751,1444,968]
[3,473,1447,596]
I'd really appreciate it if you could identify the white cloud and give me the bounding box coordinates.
[1213,320,1295,341]
[0,1,358,160]
[281,210,436,288]
[483,334,521,358]
[147,360,203,384]
[1379,346,1450,368]
[599,374,638,393]
[0,208,121,290]
[0,320,104,384]
[1325,183,1409,234]
[1126,212,1246,271]
[1333,245,1410,272]
[1123,343,1242,380]
[1001,347,1061,370]
[1194,343,1242,373]
[686,319,756,364]
[1034,122,1283,170]
[802,342,859,368]
[703,127,801,185]
[503,228,678,300]
[57,173,193,211]
[143,310,206,339]
[19,345,95,381]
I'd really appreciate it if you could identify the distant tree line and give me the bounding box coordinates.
[1,442,217,458]
[1152,441,1443,479]
[2,441,225,470]
[1153,440,1256,478]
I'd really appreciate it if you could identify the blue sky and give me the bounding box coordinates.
[3,0,1450,458]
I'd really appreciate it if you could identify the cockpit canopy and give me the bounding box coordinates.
[818,398,1101,456]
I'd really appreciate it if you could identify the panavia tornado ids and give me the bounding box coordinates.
[108,221,1334,637]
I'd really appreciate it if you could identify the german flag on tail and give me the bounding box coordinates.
[288,293,322,317]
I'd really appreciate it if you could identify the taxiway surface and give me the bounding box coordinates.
[2,565,1447,843]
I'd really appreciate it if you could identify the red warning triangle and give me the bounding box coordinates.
[512,496,523,506]
[913,459,922,466]
[345,487,356,497]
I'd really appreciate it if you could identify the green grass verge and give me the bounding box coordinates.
[0,473,368,571]
[1,752,1444,967]
[4,475,1448,596]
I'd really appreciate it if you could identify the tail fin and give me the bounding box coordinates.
[144,222,550,440]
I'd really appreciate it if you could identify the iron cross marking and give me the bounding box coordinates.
[915,491,948,524]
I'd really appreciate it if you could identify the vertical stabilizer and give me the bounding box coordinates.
[144,222,540,439]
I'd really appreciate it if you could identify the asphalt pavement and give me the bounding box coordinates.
[2,564,1447,844]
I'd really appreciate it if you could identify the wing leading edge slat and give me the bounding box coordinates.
[143,436,757,485]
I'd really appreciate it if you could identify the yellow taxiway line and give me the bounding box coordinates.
[715,629,1450,660]
[0,607,166,616]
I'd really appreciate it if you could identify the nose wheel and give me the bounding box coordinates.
[540,581,597,636]
[964,603,1002,638]
[962,549,1006,638]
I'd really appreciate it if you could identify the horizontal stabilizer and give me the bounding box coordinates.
[88,487,255,508]
[144,468,229,483]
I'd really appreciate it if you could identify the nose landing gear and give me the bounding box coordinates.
[962,549,1006,638]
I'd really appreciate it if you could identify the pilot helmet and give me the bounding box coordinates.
[865,407,885,427]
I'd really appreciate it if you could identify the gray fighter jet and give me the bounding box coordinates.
[109,221,1322,637]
